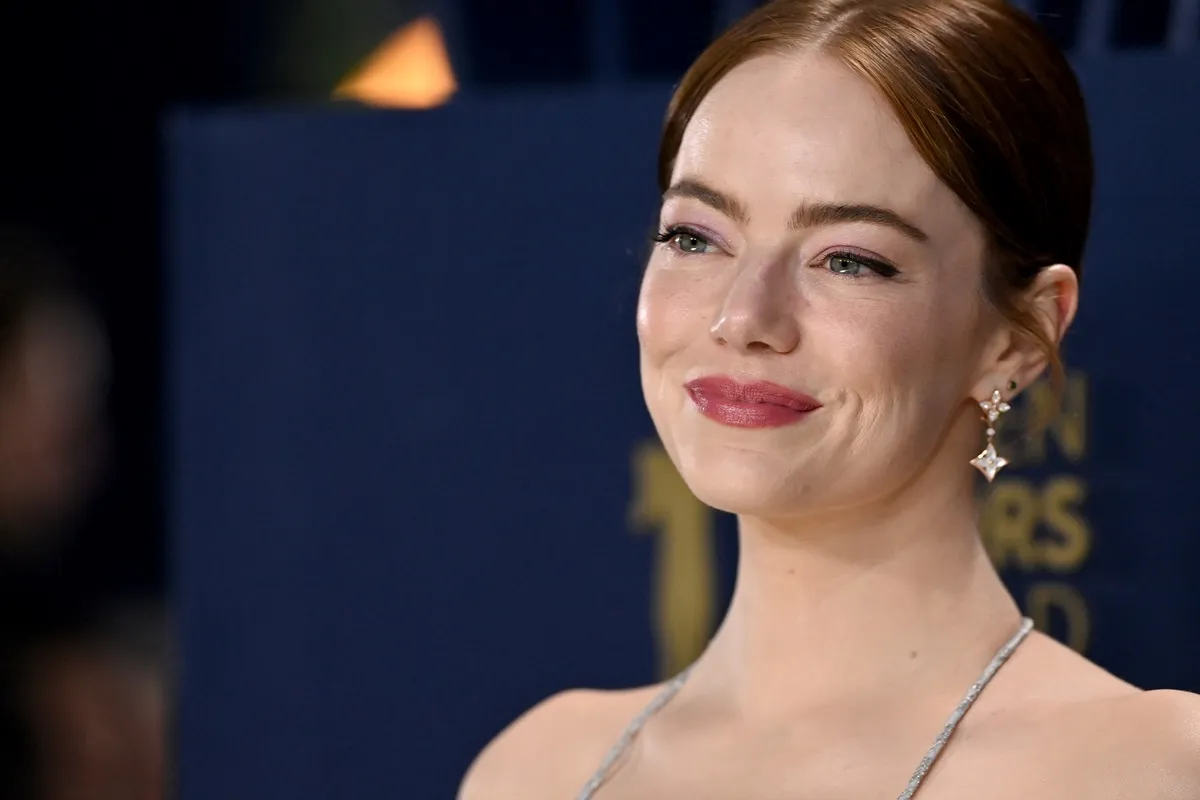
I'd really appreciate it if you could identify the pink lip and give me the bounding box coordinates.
[684,376,822,429]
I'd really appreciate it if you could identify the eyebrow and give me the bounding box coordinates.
[663,178,929,243]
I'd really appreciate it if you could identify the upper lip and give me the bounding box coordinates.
[684,375,822,411]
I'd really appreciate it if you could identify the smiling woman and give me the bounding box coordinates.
[459,2,1200,799]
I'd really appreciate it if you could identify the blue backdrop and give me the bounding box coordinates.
[167,54,1200,799]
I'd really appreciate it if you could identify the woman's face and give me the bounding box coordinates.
[638,53,1007,519]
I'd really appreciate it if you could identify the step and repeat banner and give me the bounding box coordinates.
[167,57,1200,799]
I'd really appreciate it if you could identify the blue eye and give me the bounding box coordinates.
[653,226,717,255]
[829,255,868,275]
[824,252,899,278]
[674,232,712,254]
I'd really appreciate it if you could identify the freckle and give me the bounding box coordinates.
[787,568,796,575]
[910,651,918,660]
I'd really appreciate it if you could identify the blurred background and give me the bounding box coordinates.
[0,0,1198,797]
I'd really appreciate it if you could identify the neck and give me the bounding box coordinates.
[693,457,1021,716]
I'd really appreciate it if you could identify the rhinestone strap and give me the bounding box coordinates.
[895,617,1033,799]
[577,617,1034,800]
[575,666,693,800]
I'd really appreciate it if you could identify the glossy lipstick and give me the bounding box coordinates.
[684,376,821,429]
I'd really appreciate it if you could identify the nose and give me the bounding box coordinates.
[709,259,801,354]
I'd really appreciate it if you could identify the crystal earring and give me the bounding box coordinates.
[971,387,1012,482]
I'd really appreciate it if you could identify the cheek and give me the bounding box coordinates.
[636,265,715,364]
[819,297,977,419]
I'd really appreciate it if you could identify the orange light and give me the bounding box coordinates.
[334,16,457,109]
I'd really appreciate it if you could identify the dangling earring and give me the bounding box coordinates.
[971,386,1013,482]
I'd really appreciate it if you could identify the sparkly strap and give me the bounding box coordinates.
[896,617,1034,799]
[575,667,693,800]
[576,618,1034,800]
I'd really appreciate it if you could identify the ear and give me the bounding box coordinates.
[971,264,1079,399]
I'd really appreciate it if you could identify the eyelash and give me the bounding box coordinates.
[651,225,900,279]
[652,225,708,248]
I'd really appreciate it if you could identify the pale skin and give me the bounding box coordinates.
[460,52,1200,799]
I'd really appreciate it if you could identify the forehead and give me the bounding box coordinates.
[675,53,977,244]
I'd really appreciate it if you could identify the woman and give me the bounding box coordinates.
[461,1,1200,797]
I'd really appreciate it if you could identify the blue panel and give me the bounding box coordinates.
[167,57,1200,799]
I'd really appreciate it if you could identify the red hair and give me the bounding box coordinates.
[658,0,1093,392]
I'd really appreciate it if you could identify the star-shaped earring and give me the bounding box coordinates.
[971,388,1012,482]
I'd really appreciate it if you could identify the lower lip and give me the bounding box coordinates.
[687,390,817,429]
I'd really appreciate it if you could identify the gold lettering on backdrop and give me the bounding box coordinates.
[1027,582,1091,653]
[981,478,1040,568]
[981,371,1092,653]
[1039,476,1091,571]
[980,476,1091,573]
[1017,373,1088,464]
[630,440,717,679]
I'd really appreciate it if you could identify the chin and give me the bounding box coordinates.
[672,442,814,517]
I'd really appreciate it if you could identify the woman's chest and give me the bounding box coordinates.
[587,724,1117,800]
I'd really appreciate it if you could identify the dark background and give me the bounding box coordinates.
[165,3,1200,796]
[0,2,1195,797]
[0,0,1184,609]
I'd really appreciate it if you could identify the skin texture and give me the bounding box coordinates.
[459,53,1200,800]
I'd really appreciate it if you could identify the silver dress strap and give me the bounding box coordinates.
[575,667,693,800]
[577,617,1034,800]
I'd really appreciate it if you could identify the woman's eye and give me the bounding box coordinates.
[824,253,898,278]
[828,254,868,276]
[673,232,714,254]
[655,227,718,255]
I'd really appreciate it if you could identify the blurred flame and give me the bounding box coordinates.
[334,16,457,109]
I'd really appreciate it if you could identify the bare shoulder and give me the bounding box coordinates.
[999,634,1200,798]
[1091,689,1200,798]
[457,684,662,800]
